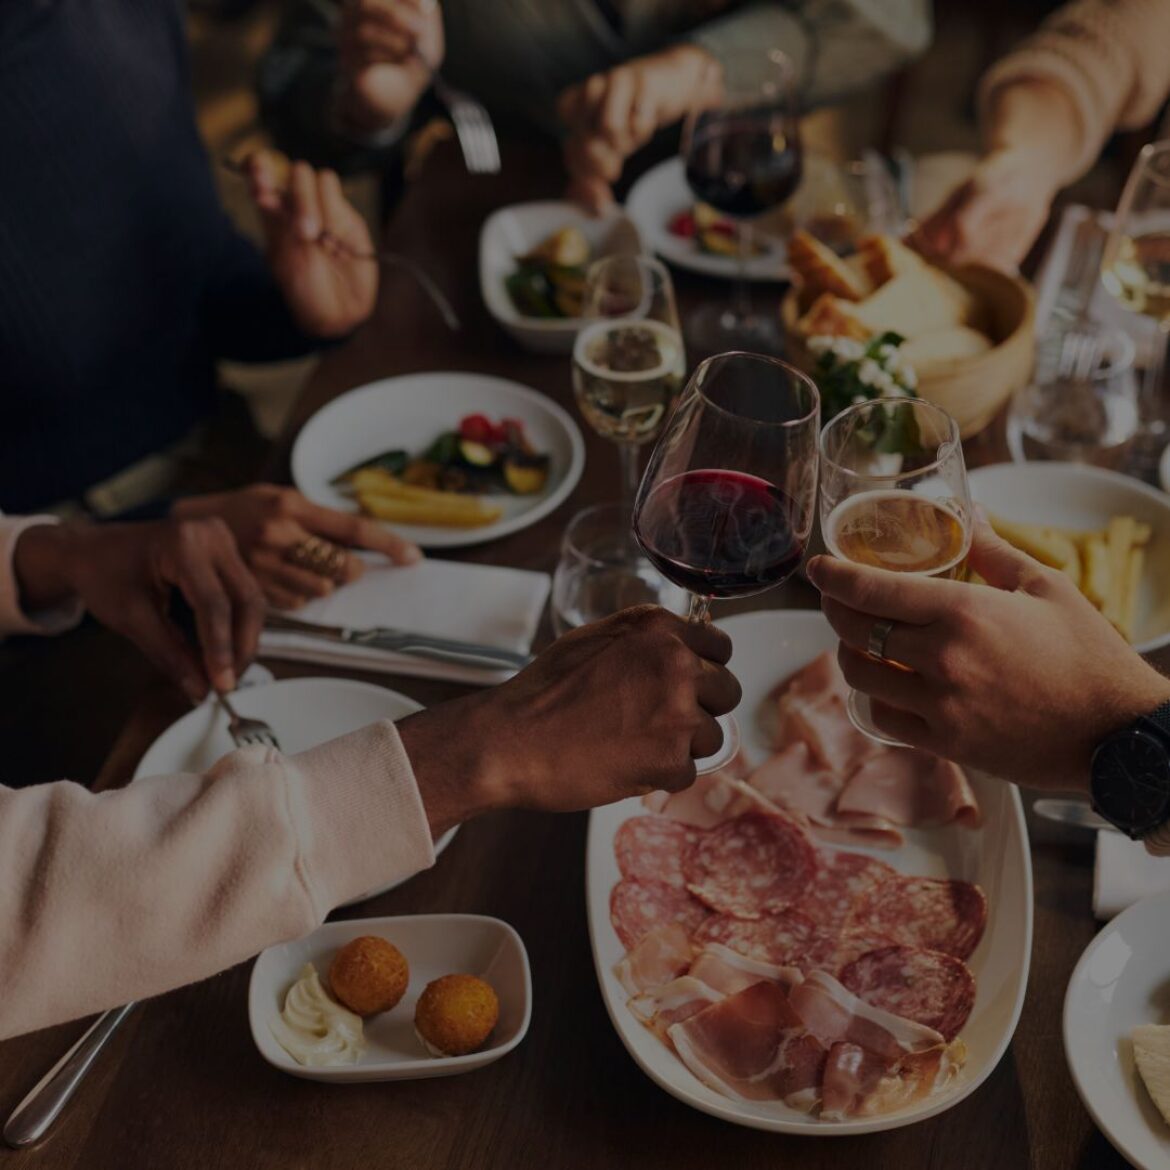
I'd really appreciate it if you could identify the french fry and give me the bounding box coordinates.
[357,491,502,528]
[1082,537,1110,610]
[989,516,1075,571]
[1121,545,1145,643]
[1103,516,1135,630]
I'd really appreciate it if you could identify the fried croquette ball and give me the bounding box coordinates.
[328,936,409,1016]
[414,974,499,1056]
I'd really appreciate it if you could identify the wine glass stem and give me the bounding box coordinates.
[619,442,641,506]
[731,220,753,324]
[687,593,712,624]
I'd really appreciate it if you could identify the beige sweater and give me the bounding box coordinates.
[980,0,1170,181]
[0,518,435,1040]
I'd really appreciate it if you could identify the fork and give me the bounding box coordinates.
[413,52,500,175]
[216,693,281,750]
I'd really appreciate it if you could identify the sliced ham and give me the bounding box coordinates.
[641,764,751,829]
[838,750,981,829]
[614,923,695,996]
[629,975,726,1039]
[690,944,804,995]
[669,981,827,1107]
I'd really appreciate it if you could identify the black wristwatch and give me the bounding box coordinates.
[1090,701,1170,839]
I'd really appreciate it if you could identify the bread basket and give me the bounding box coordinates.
[780,264,1035,439]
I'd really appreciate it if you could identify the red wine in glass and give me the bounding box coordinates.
[684,115,803,219]
[634,469,805,597]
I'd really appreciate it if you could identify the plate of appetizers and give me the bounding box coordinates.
[1065,890,1170,1170]
[585,609,1032,1133]
[250,914,531,1082]
[134,676,457,904]
[292,372,586,549]
[479,201,642,353]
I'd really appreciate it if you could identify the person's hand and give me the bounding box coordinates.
[558,45,722,212]
[397,606,742,834]
[13,519,266,701]
[807,525,1170,793]
[910,147,1058,272]
[243,150,378,338]
[337,0,444,132]
[173,485,421,610]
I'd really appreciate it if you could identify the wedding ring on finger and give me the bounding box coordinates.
[867,618,896,664]
[286,536,347,581]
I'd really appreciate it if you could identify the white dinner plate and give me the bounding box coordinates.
[968,462,1170,653]
[626,158,790,282]
[249,913,531,1082]
[586,609,1033,1134]
[478,199,642,354]
[291,372,586,550]
[1064,890,1170,1169]
[134,676,457,903]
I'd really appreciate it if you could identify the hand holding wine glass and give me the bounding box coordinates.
[633,352,820,771]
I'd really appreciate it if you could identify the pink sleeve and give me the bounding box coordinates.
[0,718,435,1039]
[0,516,84,636]
[979,0,1170,182]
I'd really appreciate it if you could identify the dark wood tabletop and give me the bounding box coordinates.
[0,136,1145,1170]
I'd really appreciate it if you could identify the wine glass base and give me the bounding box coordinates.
[686,302,786,360]
[694,713,741,776]
[846,690,907,748]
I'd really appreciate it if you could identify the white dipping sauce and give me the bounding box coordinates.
[270,962,365,1066]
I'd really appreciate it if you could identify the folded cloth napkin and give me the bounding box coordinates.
[259,558,550,686]
[1093,830,1170,920]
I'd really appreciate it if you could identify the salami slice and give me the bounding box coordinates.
[683,812,816,918]
[615,816,700,889]
[802,850,897,932]
[840,945,976,1040]
[693,909,832,969]
[830,926,899,972]
[849,876,987,960]
[610,879,711,951]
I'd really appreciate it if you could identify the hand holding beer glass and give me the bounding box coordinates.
[819,397,972,744]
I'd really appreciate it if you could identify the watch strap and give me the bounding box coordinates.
[1137,700,1170,852]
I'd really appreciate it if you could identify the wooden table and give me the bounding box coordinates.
[0,138,1141,1170]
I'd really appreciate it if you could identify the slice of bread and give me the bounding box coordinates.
[788,229,870,302]
[795,293,871,340]
[902,325,993,373]
[856,234,927,286]
[853,268,976,340]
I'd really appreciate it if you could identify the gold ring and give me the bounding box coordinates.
[287,537,346,580]
[867,619,895,663]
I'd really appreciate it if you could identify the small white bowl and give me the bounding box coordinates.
[249,914,532,1082]
[968,462,1170,653]
[478,200,642,354]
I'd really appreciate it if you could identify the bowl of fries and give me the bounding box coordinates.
[968,462,1170,652]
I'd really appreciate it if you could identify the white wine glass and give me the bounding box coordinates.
[571,255,685,505]
[1101,138,1170,471]
[819,397,972,745]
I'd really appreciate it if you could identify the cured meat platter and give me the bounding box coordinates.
[585,610,1033,1133]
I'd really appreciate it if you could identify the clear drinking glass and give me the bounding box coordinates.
[633,352,821,771]
[1101,139,1170,470]
[1007,326,1138,467]
[680,49,802,355]
[551,503,687,636]
[572,255,685,505]
[819,397,972,745]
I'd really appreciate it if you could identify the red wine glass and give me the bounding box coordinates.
[681,49,802,356]
[633,352,820,772]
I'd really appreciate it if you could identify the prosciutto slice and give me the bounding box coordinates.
[669,981,827,1107]
[837,750,981,828]
[641,770,750,829]
[614,923,695,996]
[629,976,726,1039]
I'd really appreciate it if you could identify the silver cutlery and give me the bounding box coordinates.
[1033,798,1117,833]
[216,692,282,750]
[413,51,500,175]
[265,612,530,672]
[3,1003,135,1149]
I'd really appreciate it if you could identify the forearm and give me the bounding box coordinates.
[982,78,1083,189]
[1,519,83,637]
[0,721,434,1039]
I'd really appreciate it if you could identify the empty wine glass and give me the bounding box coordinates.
[571,255,685,504]
[633,352,820,772]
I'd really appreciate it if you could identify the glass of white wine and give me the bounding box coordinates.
[819,397,972,745]
[1101,138,1170,467]
[572,255,686,504]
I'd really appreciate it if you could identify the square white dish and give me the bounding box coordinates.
[585,609,1033,1134]
[478,199,642,353]
[249,914,531,1082]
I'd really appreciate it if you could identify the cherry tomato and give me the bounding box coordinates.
[459,414,495,443]
[668,210,696,239]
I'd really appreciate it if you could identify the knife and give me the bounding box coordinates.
[263,612,532,672]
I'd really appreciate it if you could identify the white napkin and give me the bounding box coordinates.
[1093,830,1170,919]
[259,558,550,686]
